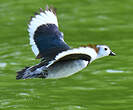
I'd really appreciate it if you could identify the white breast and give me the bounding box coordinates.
[47,60,88,79]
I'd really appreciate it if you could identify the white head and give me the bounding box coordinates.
[96,45,116,59]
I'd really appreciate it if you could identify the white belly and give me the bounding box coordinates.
[46,60,88,79]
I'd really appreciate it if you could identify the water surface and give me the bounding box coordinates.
[0,0,133,110]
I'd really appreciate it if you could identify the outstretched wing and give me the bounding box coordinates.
[28,6,70,60]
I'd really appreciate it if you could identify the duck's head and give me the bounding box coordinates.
[96,45,116,59]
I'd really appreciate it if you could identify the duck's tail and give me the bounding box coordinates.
[16,62,48,80]
[16,67,29,79]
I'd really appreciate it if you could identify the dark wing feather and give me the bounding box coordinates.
[57,54,91,62]
[34,24,70,60]
[50,53,91,67]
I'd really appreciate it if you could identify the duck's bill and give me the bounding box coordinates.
[109,51,116,56]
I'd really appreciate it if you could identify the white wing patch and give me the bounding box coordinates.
[28,8,58,56]
[46,47,97,68]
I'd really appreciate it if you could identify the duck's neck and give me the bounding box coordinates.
[96,53,104,59]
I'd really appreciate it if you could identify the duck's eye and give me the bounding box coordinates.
[104,48,108,51]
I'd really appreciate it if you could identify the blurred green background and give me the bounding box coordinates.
[0,0,133,110]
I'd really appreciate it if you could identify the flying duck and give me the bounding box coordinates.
[16,6,116,80]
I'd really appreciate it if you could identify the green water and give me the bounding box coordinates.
[0,0,133,110]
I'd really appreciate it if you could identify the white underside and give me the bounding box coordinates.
[46,60,88,79]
